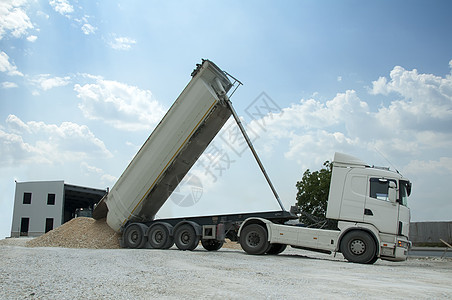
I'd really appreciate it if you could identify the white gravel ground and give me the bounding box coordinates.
[1,239,451,299]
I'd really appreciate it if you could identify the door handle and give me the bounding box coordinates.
[364,208,373,216]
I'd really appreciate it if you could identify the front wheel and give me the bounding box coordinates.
[266,243,287,255]
[340,231,377,264]
[239,224,270,255]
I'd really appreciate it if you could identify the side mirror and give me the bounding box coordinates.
[388,181,397,204]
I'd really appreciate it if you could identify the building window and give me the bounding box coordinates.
[47,193,56,205]
[23,192,32,204]
[45,218,54,233]
[20,217,29,236]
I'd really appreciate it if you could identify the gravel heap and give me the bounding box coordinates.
[26,217,121,249]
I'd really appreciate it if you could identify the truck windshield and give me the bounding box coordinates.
[399,180,411,206]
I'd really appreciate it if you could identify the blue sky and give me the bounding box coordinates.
[1,0,452,239]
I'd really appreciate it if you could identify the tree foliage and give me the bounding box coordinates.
[296,161,336,229]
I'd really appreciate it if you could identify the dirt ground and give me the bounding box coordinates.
[1,239,451,299]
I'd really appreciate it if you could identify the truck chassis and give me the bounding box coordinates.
[122,210,295,252]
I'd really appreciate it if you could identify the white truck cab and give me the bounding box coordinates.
[238,153,412,264]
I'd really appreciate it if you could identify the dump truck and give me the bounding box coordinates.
[93,59,412,264]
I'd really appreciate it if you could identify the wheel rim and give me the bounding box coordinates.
[350,239,366,255]
[247,232,261,247]
[153,231,163,243]
[130,231,138,243]
[181,230,191,245]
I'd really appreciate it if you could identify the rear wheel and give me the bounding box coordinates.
[240,224,270,255]
[123,223,147,249]
[148,224,174,249]
[266,243,287,255]
[174,224,200,251]
[201,239,224,251]
[340,231,377,264]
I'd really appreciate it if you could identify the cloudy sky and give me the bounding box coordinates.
[1,0,451,239]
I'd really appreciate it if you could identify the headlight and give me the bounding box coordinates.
[397,240,409,248]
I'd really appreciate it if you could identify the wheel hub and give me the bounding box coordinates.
[155,232,163,243]
[247,232,260,247]
[350,239,366,255]
[181,232,190,244]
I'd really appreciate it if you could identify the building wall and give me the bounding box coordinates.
[11,181,65,237]
[409,221,452,246]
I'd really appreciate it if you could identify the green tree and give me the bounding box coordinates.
[295,161,337,229]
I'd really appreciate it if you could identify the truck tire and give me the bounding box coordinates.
[174,224,200,251]
[266,243,287,255]
[123,223,148,249]
[148,224,174,249]
[201,239,224,251]
[240,224,270,255]
[340,231,377,264]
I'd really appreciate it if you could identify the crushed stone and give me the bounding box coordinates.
[26,217,121,249]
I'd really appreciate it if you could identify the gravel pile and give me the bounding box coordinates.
[26,217,121,249]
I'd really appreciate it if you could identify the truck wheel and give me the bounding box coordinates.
[266,243,287,255]
[174,224,200,251]
[340,231,377,264]
[201,239,224,251]
[240,224,270,255]
[148,224,174,249]
[366,255,379,265]
[123,223,147,249]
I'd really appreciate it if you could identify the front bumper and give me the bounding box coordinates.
[380,237,410,262]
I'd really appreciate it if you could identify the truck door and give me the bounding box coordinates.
[363,178,399,235]
[397,180,411,237]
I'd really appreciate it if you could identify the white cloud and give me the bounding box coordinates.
[29,74,71,91]
[81,23,96,35]
[404,157,452,176]
[0,0,33,40]
[49,0,74,16]
[284,130,359,165]
[81,162,117,184]
[0,51,23,76]
[372,65,452,133]
[108,36,137,51]
[37,10,50,19]
[101,173,117,184]
[245,62,452,169]
[0,115,112,166]
[74,76,166,131]
[49,1,98,35]
[26,35,37,42]
[2,82,18,89]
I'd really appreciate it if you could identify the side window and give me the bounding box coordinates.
[23,192,32,204]
[369,178,396,201]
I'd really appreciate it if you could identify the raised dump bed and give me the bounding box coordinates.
[93,60,233,232]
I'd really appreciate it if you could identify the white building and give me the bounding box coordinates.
[11,181,107,238]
